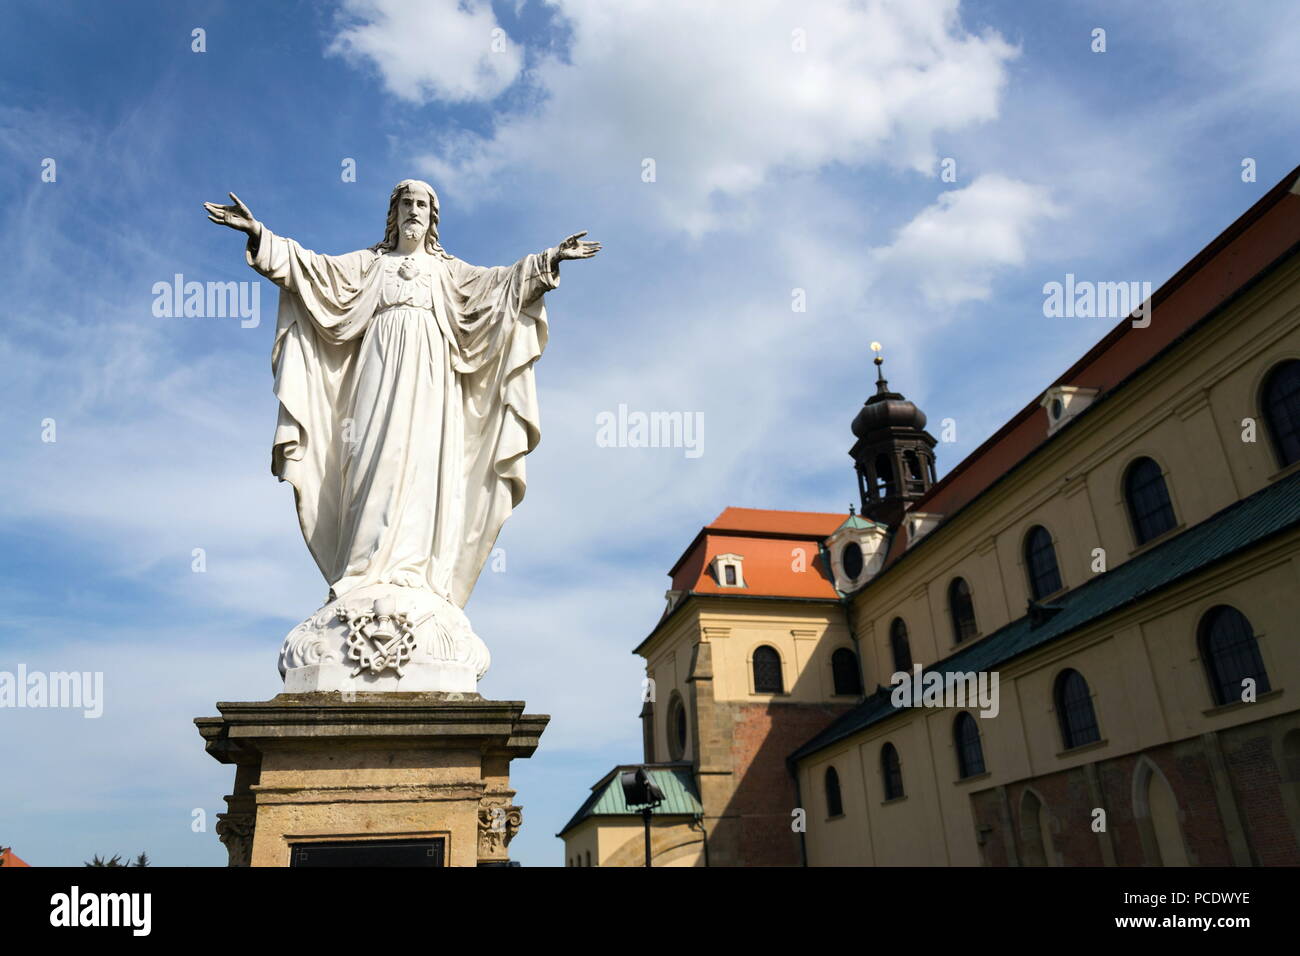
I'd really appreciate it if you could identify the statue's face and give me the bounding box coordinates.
[398,186,433,241]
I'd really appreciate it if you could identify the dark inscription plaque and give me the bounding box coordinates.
[290,838,446,867]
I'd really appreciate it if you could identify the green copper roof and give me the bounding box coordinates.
[838,513,886,531]
[791,467,1300,764]
[557,764,702,837]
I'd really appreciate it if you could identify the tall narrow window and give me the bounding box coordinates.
[825,766,844,817]
[874,453,896,497]
[948,577,978,643]
[1124,457,1176,545]
[903,451,924,493]
[831,647,862,695]
[1054,669,1101,750]
[753,645,783,694]
[881,743,904,800]
[1024,525,1063,599]
[954,711,986,778]
[1199,605,1270,706]
[667,693,687,761]
[904,451,922,479]
[890,618,912,674]
[1263,359,1300,467]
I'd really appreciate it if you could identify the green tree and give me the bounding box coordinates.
[84,851,151,866]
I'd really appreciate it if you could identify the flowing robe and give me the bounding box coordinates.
[247,228,558,607]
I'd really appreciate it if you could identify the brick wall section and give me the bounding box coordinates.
[1161,739,1235,865]
[1097,757,1143,866]
[1018,767,1107,866]
[969,789,1011,865]
[721,701,855,866]
[1222,725,1300,865]
[968,713,1300,865]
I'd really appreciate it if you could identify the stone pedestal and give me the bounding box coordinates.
[195,693,547,867]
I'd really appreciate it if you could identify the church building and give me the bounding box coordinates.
[559,165,1300,866]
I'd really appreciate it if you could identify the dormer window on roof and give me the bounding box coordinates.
[712,553,745,588]
[825,514,889,592]
[904,511,942,549]
[1041,385,1100,436]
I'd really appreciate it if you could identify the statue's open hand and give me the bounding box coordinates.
[204,192,258,235]
[556,231,601,261]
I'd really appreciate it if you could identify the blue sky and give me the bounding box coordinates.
[0,0,1296,866]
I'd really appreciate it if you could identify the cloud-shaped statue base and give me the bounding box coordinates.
[278,585,491,694]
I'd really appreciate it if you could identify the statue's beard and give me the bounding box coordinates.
[401,223,423,242]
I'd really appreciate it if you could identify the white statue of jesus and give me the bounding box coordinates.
[204,181,599,692]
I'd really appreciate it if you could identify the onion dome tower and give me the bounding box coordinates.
[849,343,938,527]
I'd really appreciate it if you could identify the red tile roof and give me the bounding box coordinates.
[667,507,847,600]
[706,507,847,537]
[0,848,31,867]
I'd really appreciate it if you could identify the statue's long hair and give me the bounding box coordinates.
[373,179,453,258]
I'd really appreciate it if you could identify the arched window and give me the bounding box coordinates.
[881,743,904,800]
[903,451,926,494]
[753,645,783,694]
[954,711,986,778]
[831,647,862,695]
[1198,605,1270,706]
[825,766,844,817]
[904,450,922,480]
[667,693,687,761]
[874,453,896,497]
[1024,525,1063,599]
[1054,668,1101,750]
[890,618,912,674]
[1124,457,1176,545]
[1263,359,1300,467]
[948,577,978,643]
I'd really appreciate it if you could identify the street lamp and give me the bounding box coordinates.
[619,767,665,867]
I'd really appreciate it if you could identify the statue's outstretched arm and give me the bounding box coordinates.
[203,192,264,252]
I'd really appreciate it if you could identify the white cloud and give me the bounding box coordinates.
[871,174,1062,307]
[328,0,524,103]
[332,0,1018,234]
